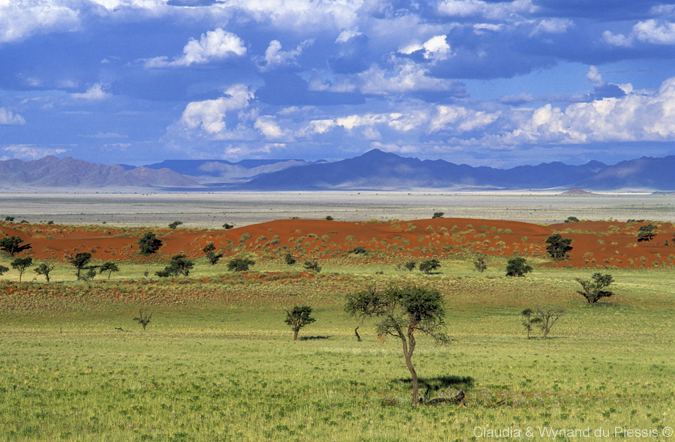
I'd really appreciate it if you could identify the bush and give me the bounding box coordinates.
[156,254,194,277]
[350,246,366,255]
[564,216,580,223]
[474,254,487,273]
[419,258,440,274]
[506,257,532,277]
[137,233,162,255]
[222,223,234,230]
[432,212,444,219]
[545,234,573,260]
[284,252,296,265]
[304,260,321,272]
[227,257,255,272]
[324,216,334,221]
[168,221,183,229]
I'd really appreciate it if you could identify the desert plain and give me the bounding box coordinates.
[0,191,673,441]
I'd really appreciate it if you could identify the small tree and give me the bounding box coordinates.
[637,224,656,242]
[419,258,440,274]
[324,216,334,221]
[545,234,573,260]
[99,262,120,280]
[133,309,152,330]
[304,260,321,272]
[284,252,296,265]
[564,216,580,223]
[432,212,444,219]
[206,251,223,265]
[168,221,183,229]
[69,252,92,280]
[4,216,14,222]
[11,257,32,282]
[203,243,216,254]
[156,254,194,277]
[0,236,32,256]
[34,263,55,283]
[535,308,564,339]
[222,223,234,230]
[575,273,614,305]
[506,257,532,277]
[404,261,416,271]
[521,308,541,339]
[137,232,163,255]
[345,285,447,405]
[0,265,9,277]
[284,305,316,340]
[227,257,255,272]
[474,254,487,273]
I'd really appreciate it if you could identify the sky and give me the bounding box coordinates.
[1,0,675,168]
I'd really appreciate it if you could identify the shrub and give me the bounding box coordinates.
[133,309,152,331]
[137,233,162,255]
[223,223,234,229]
[168,221,183,229]
[474,254,487,273]
[284,252,296,265]
[324,216,334,221]
[227,257,255,272]
[350,246,366,255]
[304,260,321,272]
[156,254,194,277]
[432,212,444,219]
[564,216,580,223]
[506,257,532,277]
[545,234,573,260]
[419,258,440,274]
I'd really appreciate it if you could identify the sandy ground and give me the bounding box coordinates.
[1,191,673,228]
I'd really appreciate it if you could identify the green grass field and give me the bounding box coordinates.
[1,255,674,441]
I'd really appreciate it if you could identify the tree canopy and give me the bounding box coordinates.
[284,305,316,340]
[575,273,615,305]
[137,233,163,255]
[0,236,32,256]
[545,234,573,260]
[69,252,92,280]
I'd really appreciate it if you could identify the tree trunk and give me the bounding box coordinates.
[402,331,418,405]
[293,329,299,341]
[354,327,362,342]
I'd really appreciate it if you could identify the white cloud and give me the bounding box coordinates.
[358,60,461,95]
[530,18,573,36]
[602,30,633,47]
[498,92,534,104]
[505,77,675,144]
[254,116,293,140]
[422,35,451,60]
[71,83,111,100]
[335,28,361,43]
[586,66,604,88]
[603,20,675,47]
[634,20,675,45]
[0,108,26,125]
[473,23,502,35]
[437,0,536,20]
[178,84,253,134]
[430,105,499,133]
[0,1,79,43]
[257,39,313,72]
[3,145,67,160]
[145,28,247,68]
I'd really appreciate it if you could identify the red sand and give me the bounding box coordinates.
[1,218,673,269]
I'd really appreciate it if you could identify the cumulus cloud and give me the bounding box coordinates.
[358,60,464,95]
[3,145,67,160]
[256,39,314,72]
[144,29,247,68]
[0,108,26,125]
[0,1,79,43]
[505,77,675,144]
[603,20,675,47]
[530,18,573,36]
[586,66,604,88]
[178,84,253,134]
[254,116,293,140]
[430,106,500,133]
[71,83,111,100]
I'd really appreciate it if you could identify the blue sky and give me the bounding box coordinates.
[1,0,675,168]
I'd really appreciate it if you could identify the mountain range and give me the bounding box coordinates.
[2,149,675,191]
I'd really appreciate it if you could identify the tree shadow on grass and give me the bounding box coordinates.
[391,375,474,393]
[299,335,331,341]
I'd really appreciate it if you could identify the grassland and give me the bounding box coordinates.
[1,254,674,441]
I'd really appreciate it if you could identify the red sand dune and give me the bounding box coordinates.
[1,218,673,269]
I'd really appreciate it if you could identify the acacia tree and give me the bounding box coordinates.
[69,252,92,280]
[11,257,33,282]
[535,308,564,339]
[99,262,120,280]
[34,263,55,283]
[575,273,614,305]
[156,254,194,277]
[203,243,222,265]
[521,308,541,339]
[0,236,32,256]
[284,305,316,340]
[637,224,656,242]
[0,265,8,277]
[227,257,255,272]
[545,234,573,260]
[137,233,162,255]
[345,285,448,405]
[419,258,440,274]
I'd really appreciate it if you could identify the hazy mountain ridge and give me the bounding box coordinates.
[0,156,199,188]
[2,150,675,191]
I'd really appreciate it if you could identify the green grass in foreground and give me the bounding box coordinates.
[0,263,674,441]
